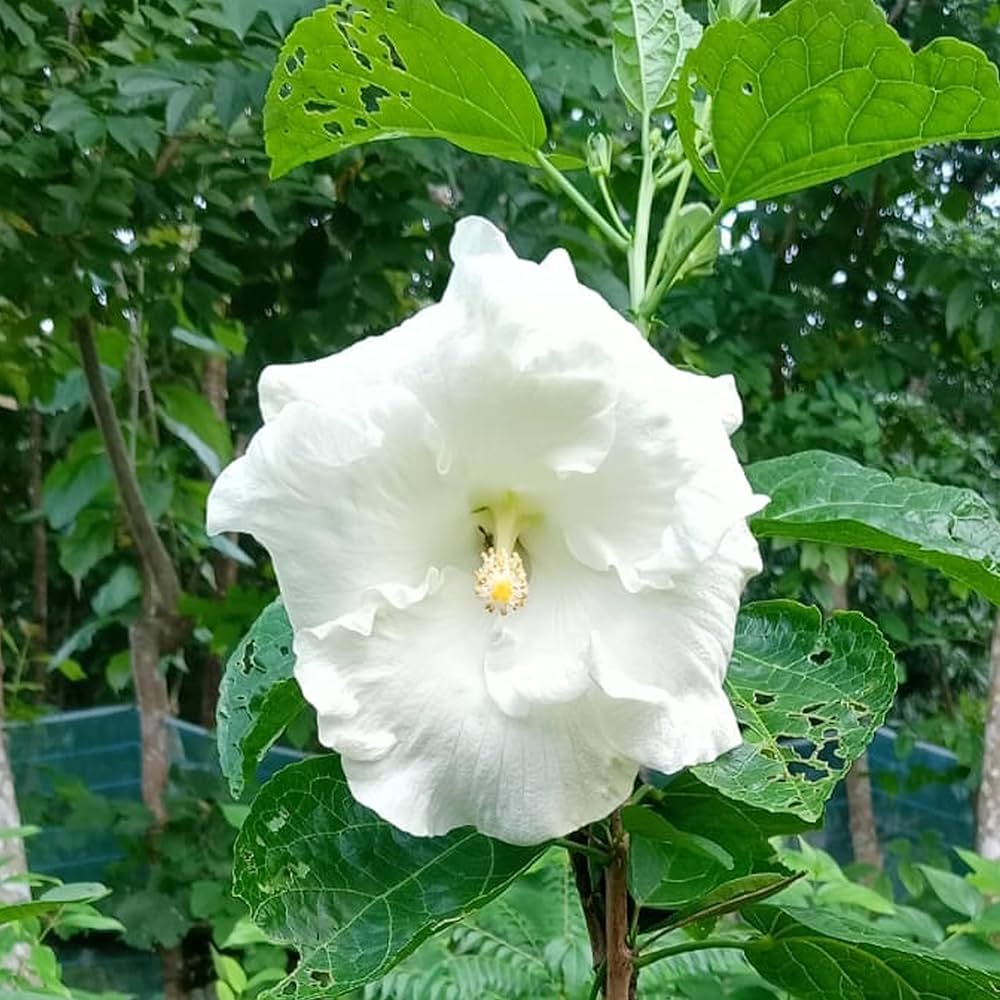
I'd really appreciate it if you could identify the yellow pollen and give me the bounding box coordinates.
[474,546,528,615]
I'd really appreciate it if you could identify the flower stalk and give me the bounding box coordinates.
[604,809,635,1000]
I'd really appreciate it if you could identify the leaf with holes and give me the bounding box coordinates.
[676,0,1000,205]
[748,450,1000,605]
[628,774,812,909]
[743,905,1000,998]
[234,755,543,997]
[264,0,547,178]
[217,600,304,800]
[612,0,701,115]
[694,601,895,822]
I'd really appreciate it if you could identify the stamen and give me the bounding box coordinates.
[474,546,528,615]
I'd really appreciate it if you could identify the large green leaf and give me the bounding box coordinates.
[611,0,701,115]
[156,383,232,476]
[628,774,811,909]
[694,601,895,822]
[217,599,304,800]
[234,756,543,998]
[744,905,1000,998]
[264,0,547,178]
[748,450,1000,605]
[677,0,1000,204]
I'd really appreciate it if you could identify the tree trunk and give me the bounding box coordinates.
[0,612,28,903]
[199,356,236,728]
[845,754,882,870]
[28,410,48,698]
[76,318,189,997]
[130,612,172,828]
[830,573,883,871]
[0,610,33,980]
[976,612,1000,859]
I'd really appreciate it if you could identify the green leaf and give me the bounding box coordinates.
[43,438,111,530]
[0,0,35,44]
[58,507,115,585]
[166,84,205,135]
[623,806,735,872]
[665,872,802,931]
[677,0,1000,205]
[747,451,1000,604]
[107,116,161,159]
[0,882,110,926]
[264,0,547,179]
[946,280,977,334]
[234,755,543,997]
[105,650,132,693]
[956,848,1000,896]
[90,565,142,618]
[744,905,1000,998]
[171,326,228,356]
[917,864,983,919]
[41,93,95,134]
[611,0,701,115]
[665,202,719,283]
[213,947,249,993]
[156,384,232,476]
[57,658,86,681]
[217,600,304,799]
[694,601,896,822]
[629,774,812,908]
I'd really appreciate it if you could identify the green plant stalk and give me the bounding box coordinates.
[554,837,611,865]
[635,936,752,969]
[534,151,629,252]
[627,115,657,334]
[645,163,693,302]
[642,202,728,317]
[598,174,631,241]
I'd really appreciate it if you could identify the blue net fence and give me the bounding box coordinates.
[817,727,975,863]
[8,705,301,884]
[4,706,978,996]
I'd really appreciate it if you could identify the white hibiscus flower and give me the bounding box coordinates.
[207,217,767,846]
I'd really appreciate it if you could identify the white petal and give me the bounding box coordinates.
[295,571,638,845]
[539,247,577,282]
[257,305,449,423]
[540,326,766,590]
[584,526,756,773]
[206,390,473,631]
[450,216,516,261]
[498,527,749,773]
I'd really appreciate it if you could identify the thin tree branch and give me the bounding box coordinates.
[570,834,607,979]
[74,317,182,614]
[887,0,908,25]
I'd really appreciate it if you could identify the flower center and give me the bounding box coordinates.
[473,493,529,615]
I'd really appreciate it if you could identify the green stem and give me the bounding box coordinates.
[627,116,657,333]
[645,162,693,303]
[598,174,630,241]
[534,151,629,252]
[635,937,750,970]
[641,202,727,318]
[627,783,657,808]
[555,837,611,865]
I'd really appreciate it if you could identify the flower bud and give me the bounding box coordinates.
[585,133,613,178]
